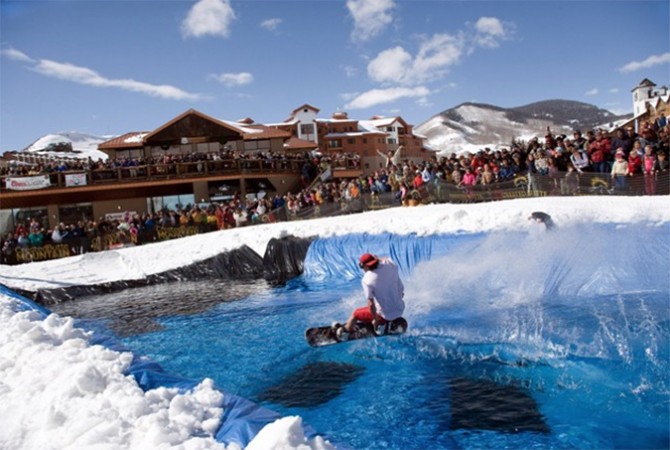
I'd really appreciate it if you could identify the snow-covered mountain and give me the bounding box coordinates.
[19,132,111,161]
[416,100,632,155]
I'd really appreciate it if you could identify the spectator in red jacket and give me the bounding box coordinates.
[628,146,642,176]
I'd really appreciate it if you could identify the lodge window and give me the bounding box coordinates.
[244,139,271,151]
[149,194,195,214]
[328,140,342,148]
[347,138,355,144]
[58,203,93,225]
[5,207,48,232]
[116,149,144,160]
[300,124,314,135]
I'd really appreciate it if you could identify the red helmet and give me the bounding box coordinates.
[359,253,379,269]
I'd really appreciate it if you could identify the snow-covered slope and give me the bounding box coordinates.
[416,100,632,156]
[22,132,111,161]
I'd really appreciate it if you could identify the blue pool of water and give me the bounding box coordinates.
[109,223,669,449]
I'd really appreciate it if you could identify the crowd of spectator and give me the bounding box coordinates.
[2,116,668,263]
[286,116,669,209]
[0,148,323,178]
[1,192,284,262]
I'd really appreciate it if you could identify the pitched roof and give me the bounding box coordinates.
[634,78,656,90]
[143,109,245,143]
[368,116,410,129]
[239,125,291,140]
[99,132,150,150]
[283,136,318,151]
[99,109,291,150]
[290,104,320,115]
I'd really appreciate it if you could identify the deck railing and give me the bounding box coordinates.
[0,158,335,191]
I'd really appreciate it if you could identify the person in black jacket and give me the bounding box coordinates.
[528,211,555,230]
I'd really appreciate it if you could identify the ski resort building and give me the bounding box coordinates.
[0,105,432,234]
[631,78,670,123]
[267,104,430,171]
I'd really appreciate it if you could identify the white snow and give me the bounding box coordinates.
[124,133,148,144]
[415,103,580,156]
[23,132,111,161]
[0,196,668,449]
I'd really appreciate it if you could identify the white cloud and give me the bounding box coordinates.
[260,18,282,31]
[22,55,202,101]
[585,88,599,96]
[344,86,430,109]
[346,0,395,42]
[181,0,236,39]
[208,72,253,87]
[367,34,464,85]
[475,17,505,36]
[367,46,413,84]
[356,16,510,109]
[365,17,510,87]
[340,91,359,102]
[473,17,510,48]
[609,88,619,94]
[413,33,465,81]
[1,47,34,63]
[618,52,670,73]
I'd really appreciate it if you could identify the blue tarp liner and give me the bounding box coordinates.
[303,232,483,281]
[0,284,288,448]
[1,284,51,317]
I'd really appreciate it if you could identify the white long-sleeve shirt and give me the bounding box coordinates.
[361,258,405,320]
[570,151,590,172]
[611,159,629,176]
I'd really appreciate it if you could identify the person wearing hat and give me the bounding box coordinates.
[334,253,405,339]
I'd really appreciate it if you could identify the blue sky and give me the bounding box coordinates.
[1,0,669,152]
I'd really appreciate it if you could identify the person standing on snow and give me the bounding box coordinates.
[334,253,405,339]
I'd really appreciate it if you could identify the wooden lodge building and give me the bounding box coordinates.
[0,106,433,232]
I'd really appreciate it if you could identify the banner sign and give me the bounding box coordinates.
[65,173,88,187]
[14,243,73,263]
[104,212,137,222]
[6,175,51,191]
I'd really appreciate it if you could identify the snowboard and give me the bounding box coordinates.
[305,317,408,347]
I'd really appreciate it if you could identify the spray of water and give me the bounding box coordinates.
[402,222,669,367]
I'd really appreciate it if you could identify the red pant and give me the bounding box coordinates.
[353,306,386,324]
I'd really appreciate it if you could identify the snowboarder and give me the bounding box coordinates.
[334,253,405,339]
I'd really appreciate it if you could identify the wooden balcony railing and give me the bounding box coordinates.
[0,157,365,193]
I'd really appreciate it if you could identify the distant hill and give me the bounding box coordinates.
[415,100,632,155]
[19,132,111,161]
